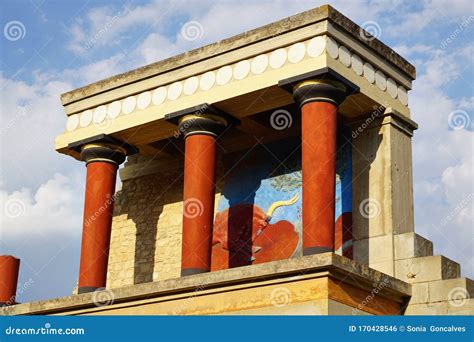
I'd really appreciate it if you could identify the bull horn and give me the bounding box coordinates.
[266,194,299,219]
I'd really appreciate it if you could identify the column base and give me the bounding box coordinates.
[78,286,100,294]
[303,247,333,256]
[181,268,209,277]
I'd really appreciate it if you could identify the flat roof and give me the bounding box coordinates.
[61,4,415,107]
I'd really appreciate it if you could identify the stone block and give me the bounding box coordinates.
[409,283,429,304]
[404,302,447,315]
[353,234,393,265]
[395,255,460,284]
[394,232,433,260]
[446,298,474,315]
[369,261,395,276]
[428,278,473,304]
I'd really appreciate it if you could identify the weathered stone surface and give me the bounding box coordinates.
[353,234,393,264]
[428,278,473,303]
[395,255,460,284]
[60,5,415,106]
[405,299,474,315]
[394,232,433,260]
[0,253,410,316]
[107,162,183,289]
[405,302,448,315]
[410,283,429,304]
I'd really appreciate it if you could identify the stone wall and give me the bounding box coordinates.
[107,156,184,289]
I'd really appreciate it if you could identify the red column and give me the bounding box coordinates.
[168,109,231,277]
[78,161,118,293]
[181,134,217,276]
[301,102,338,254]
[286,76,350,256]
[0,255,20,306]
[77,142,127,293]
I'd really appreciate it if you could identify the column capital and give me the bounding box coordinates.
[279,67,359,107]
[165,103,239,138]
[68,134,138,165]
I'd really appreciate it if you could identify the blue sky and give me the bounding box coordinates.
[0,0,473,303]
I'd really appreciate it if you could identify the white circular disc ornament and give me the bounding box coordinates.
[326,37,339,59]
[167,82,183,100]
[79,110,93,127]
[398,86,408,105]
[107,101,121,118]
[251,54,268,75]
[375,70,387,90]
[183,77,199,95]
[269,48,287,69]
[199,71,216,90]
[288,42,306,63]
[233,60,250,80]
[137,91,152,110]
[386,78,398,98]
[351,54,363,75]
[66,114,79,131]
[338,46,351,67]
[307,36,325,57]
[152,87,167,105]
[122,96,136,114]
[93,105,107,123]
[363,62,375,84]
[216,66,233,85]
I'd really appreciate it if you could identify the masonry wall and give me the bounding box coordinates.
[107,156,184,289]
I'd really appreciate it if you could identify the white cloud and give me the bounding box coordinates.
[1,0,473,302]
[0,173,84,302]
[0,74,78,191]
[0,173,83,240]
[410,45,473,278]
[65,0,398,64]
[385,0,474,37]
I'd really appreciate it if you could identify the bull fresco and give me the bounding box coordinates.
[211,127,352,271]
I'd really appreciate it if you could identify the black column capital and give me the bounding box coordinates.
[165,103,240,139]
[68,134,138,165]
[279,67,359,107]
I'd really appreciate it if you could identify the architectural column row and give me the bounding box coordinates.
[70,71,354,293]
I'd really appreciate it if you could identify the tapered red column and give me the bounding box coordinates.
[178,113,228,276]
[300,100,338,254]
[181,133,217,276]
[0,255,20,306]
[77,142,127,293]
[291,77,351,255]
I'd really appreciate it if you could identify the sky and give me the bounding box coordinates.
[0,0,473,303]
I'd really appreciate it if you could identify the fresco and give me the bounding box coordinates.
[335,125,353,259]
[211,127,352,271]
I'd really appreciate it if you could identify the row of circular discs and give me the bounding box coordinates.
[66,35,409,132]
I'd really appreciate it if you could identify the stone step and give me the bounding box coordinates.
[394,232,433,260]
[395,255,460,284]
[410,277,473,305]
[405,298,474,315]
[428,277,473,303]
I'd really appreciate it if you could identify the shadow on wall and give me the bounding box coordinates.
[352,124,383,266]
[115,167,184,285]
